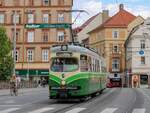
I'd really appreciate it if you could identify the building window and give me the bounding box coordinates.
[16,50,19,62]
[27,49,34,62]
[114,73,118,77]
[113,45,119,53]
[43,13,49,23]
[29,0,34,6]
[57,31,64,42]
[112,30,119,38]
[141,56,145,65]
[43,31,48,42]
[27,31,34,42]
[27,14,34,23]
[12,13,20,24]
[0,14,4,24]
[58,13,64,23]
[0,0,4,6]
[14,0,20,6]
[112,59,119,71]
[42,49,49,62]
[58,0,64,5]
[140,40,145,49]
[43,0,50,6]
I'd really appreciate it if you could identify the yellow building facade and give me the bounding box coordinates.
[89,4,144,86]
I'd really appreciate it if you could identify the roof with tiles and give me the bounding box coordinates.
[89,4,136,33]
[103,8,136,27]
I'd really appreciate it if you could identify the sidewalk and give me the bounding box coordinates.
[0,87,48,96]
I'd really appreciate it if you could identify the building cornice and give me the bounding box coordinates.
[0,5,72,9]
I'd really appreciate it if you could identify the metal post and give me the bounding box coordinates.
[27,57,29,80]
[13,10,17,76]
[128,73,130,88]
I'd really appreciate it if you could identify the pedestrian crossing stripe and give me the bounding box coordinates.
[0,108,20,113]
[28,107,54,113]
[0,107,147,113]
[65,108,86,113]
[100,108,118,113]
[132,108,146,113]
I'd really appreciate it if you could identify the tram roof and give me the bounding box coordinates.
[51,44,101,58]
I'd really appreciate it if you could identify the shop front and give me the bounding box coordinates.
[15,69,49,81]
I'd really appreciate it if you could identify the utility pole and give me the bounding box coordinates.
[13,10,17,76]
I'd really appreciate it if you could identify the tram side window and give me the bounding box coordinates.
[101,61,106,72]
[99,60,102,72]
[91,58,96,72]
[96,59,100,72]
[88,57,92,71]
[80,55,88,72]
[91,58,94,72]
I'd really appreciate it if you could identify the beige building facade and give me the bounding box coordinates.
[125,18,150,88]
[76,10,109,43]
[0,0,73,80]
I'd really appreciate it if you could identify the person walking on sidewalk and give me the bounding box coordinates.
[10,74,18,96]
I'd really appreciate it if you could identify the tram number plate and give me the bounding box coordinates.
[59,91,67,98]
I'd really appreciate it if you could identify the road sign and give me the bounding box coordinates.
[25,23,71,29]
[139,50,145,56]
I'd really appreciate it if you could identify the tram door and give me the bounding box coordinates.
[140,75,148,88]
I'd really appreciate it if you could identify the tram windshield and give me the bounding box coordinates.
[51,58,78,72]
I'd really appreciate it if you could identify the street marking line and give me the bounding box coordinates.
[132,108,146,113]
[139,89,150,102]
[0,105,22,107]
[100,108,118,113]
[4,100,15,104]
[65,108,86,113]
[0,108,20,113]
[28,107,54,113]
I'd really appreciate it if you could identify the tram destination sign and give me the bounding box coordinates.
[25,23,71,29]
[56,52,72,57]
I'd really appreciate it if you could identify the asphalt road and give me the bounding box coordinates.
[0,88,150,113]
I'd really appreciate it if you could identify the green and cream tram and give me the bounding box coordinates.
[49,44,107,99]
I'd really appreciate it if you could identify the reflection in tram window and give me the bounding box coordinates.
[80,55,88,72]
[51,58,78,72]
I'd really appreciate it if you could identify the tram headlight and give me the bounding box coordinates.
[61,45,68,51]
[61,80,66,85]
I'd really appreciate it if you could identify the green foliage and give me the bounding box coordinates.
[0,26,13,81]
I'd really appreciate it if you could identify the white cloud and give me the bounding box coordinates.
[127,6,150,19]
[73,1,150,28]
[73,0,102,28]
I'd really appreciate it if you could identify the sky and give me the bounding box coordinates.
[72,0,150,27]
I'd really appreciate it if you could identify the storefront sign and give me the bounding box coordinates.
[15,69,49,76]
[25,23,71,29]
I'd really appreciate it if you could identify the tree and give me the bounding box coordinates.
[0,26,13,81]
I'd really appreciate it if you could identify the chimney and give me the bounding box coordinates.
[119,4,124,11]
[102,10,109,23]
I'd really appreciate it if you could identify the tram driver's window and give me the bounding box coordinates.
[80,55,88,72]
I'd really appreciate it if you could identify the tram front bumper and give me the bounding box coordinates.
[49,86,81,99]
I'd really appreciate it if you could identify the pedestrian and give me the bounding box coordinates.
[10,74,18,96]
[38,80,41,87]
[16,76,21,89]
